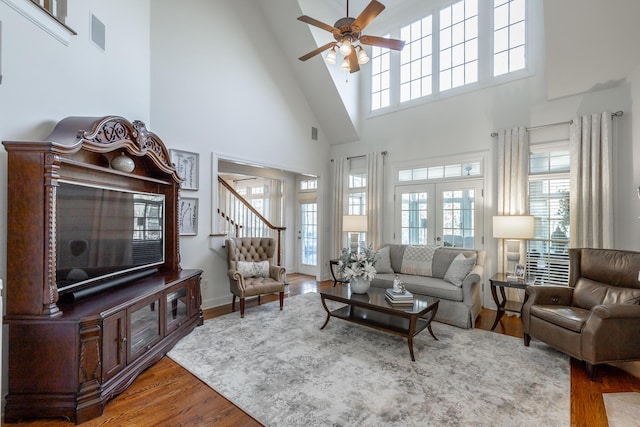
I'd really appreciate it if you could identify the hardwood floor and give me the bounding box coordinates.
[8,273,640,426]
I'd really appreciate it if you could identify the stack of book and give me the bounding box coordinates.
[385,288,414,306]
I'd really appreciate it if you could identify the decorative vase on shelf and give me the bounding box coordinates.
[111,152,135,172]
[350,277,371,294]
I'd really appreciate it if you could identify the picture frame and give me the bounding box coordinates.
[178,197,198,236]
[170,149,199,190]
[514,264,525,279]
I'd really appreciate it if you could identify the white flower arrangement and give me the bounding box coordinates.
[338,246,377,281]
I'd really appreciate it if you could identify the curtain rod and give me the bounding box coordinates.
[490,111,623,137]
[346,151,388,160]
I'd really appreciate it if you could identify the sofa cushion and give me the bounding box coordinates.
[400,245,437,276]
[530,305,591,333]
[443,253,477,287]
[432,248,478,279]
[374,246,394,273]
[236,260,270,278]
[387,244,406,273]
[372,273,464,301]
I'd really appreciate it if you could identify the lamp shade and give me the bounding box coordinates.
[343,215,368,232]
[492,215,534,239]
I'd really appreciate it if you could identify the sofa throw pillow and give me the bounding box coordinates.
[400,245,437,276]
[374,246,394,273]
[236,260,270,278]
[444,253,476,287]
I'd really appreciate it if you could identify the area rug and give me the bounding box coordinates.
[168,292,569,426]
[603,392,640,427]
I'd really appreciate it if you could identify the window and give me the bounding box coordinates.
[300,178,317,191]
[347,161,367,246]
[300,202,318,265]
[369,0,529,112]
[348,172,366,216]
[398,161,481,182]
[439,0,478,91]
[493,0,526,76]
[527,145,570,286]
[371,41,391,111]
[400,16,433,102]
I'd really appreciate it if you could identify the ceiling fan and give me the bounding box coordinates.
[297,0,406,73]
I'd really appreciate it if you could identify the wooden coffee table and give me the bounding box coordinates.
[319,286,439,361]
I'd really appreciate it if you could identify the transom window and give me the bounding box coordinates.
[398,161,481,182]
[371,0,529,112]
[299,178,318,191]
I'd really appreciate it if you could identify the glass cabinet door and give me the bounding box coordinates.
[128,296,161,361]
[166,286,188,333]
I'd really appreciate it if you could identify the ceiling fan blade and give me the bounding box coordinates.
[297,15,340,34]
[298,42,337,61]
[349,49,360,73]
[360,35,406,51]
[351,0,385,33]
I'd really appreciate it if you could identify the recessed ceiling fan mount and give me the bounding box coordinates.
[297,0,405,73]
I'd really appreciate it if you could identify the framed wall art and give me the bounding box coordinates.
[178,197,198,236]
[170,149,199,190]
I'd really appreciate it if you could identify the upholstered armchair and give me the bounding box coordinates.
[226,237,286,318]
[522,248,640,379]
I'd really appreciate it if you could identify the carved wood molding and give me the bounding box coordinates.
[78,116,181,182]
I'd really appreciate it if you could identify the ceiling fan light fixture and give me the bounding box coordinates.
[339,37,352,56]
[325,47,337,64]
[357,46,370,64]
[340,56,350,71]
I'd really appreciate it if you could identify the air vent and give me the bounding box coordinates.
[311,126,318,141]
[91,13,105,51]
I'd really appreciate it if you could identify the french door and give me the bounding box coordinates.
[395,180,484,249]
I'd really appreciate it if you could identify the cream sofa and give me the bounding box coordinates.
[371,244,486,329]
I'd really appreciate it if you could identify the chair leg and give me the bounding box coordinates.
[240,298,245,318]
[231,295,236,312]
[523,333,531,346]
[258,295,261,305]
[279,291,284,310]
[585,362,597,381]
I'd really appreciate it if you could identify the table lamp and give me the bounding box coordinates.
[343,215,368,252]
[493,215,534,274]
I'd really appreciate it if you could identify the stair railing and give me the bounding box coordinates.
[217,176,286,265]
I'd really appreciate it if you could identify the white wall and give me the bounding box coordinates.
[0,0,151,414]
[150,0,330,309]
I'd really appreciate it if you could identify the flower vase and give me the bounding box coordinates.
[350,277,371,294]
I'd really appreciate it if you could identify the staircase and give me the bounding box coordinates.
[217,176,286,265]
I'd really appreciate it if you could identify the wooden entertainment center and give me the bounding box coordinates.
[2,116,203,424]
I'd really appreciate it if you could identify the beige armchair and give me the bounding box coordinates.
[522,248,640,379]
[226,237,286,318]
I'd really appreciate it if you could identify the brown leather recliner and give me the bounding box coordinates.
[522,248,640,379]
[226,237,286,318]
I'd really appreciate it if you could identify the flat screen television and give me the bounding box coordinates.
[56,181,165,295]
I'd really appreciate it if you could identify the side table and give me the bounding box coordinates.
[489,273,532,330]
[329,259,348,287]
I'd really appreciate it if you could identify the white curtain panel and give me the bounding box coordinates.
[569,112,613,248]
[497,127,529,303]
[331,158,347,257]
[366,152,384,250]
